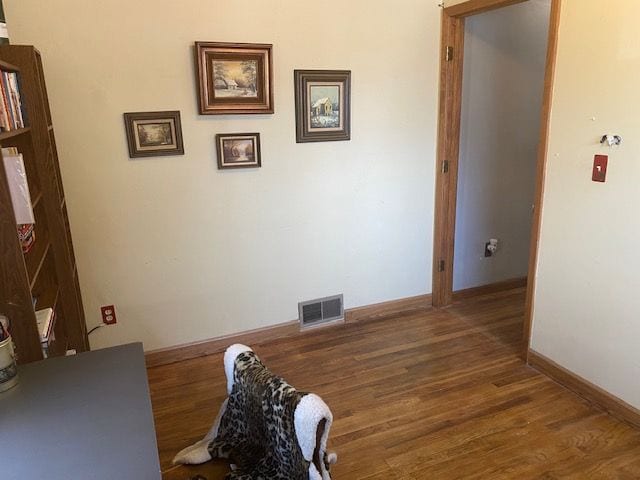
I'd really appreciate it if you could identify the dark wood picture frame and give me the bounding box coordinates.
[216,133,261,169]
[294,69,351,143]
[123,111,184,158]
[195,42,274,115]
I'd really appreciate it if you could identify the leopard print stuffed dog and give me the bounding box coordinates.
[173,344,337,480]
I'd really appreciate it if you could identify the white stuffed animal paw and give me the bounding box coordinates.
[172,439,212,465]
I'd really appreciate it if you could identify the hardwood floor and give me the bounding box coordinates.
[148,288,640,479]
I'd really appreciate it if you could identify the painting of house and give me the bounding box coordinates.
[214,77,238,90]
[212,59,258,98]
[312,97,333,117]
[309,84,341,129]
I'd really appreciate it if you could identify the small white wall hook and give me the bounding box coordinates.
[600,135,622,147]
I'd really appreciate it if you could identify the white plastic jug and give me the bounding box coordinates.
[0,335,18,393]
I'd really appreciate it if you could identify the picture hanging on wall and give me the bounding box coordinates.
[195,42,274,115]
[123,111,184,158]
[216,133,261,169]
[294,70,351,143]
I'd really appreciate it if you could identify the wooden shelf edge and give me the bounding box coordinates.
[32,191,43,208]
[0,58,20,72]
[29,240,51,289]
[52,288,60,311]
[0,126,31,141]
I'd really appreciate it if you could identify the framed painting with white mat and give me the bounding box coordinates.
[124,111,184,158]
[215,133,261,169]
[294,70,351,143]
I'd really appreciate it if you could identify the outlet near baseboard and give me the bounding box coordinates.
[101,305,117,325]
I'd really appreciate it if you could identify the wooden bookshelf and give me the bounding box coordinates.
[0,46,88,364]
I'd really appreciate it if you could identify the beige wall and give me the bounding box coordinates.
[532,0,640,408]
[5,0,441,351]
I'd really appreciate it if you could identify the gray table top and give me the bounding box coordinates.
[0,343,162,479]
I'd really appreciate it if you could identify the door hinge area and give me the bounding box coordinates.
[442,160,449,174]
[445,46,454,62]
[438,260,446,272]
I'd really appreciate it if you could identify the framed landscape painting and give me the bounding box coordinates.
[123,111,184,158]
[294,70,351,143]
[216,133,261,169]
[195,42,274,115]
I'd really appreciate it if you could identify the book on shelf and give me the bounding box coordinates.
[2,147,35,225]
[17,223,35,253]
[3,146,37,252]
[36,307,55,357]
[0,69,27,131]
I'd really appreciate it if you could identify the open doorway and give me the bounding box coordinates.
[432,0,561,358]
[454,2,550,293]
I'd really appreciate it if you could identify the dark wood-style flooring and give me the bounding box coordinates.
[148,288,640,479]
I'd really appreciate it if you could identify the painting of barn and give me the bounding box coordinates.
[309,84,341,129]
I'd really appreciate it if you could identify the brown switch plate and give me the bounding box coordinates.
[592,155,608,182]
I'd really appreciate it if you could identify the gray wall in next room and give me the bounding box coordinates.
[454,0,551,291]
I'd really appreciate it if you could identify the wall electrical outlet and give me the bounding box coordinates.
[485,239,499,257]
[101,305,117,325]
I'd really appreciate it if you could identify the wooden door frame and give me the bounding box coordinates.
[432,0,562,358]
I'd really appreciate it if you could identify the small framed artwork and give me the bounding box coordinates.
[123,111,184,158]
[294,70,351,143]
[195,42,274,115]
[216,133,261,169]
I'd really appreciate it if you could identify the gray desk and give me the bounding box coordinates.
[0,343,162,479]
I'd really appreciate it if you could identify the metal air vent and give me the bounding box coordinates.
[298,294,344,329]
